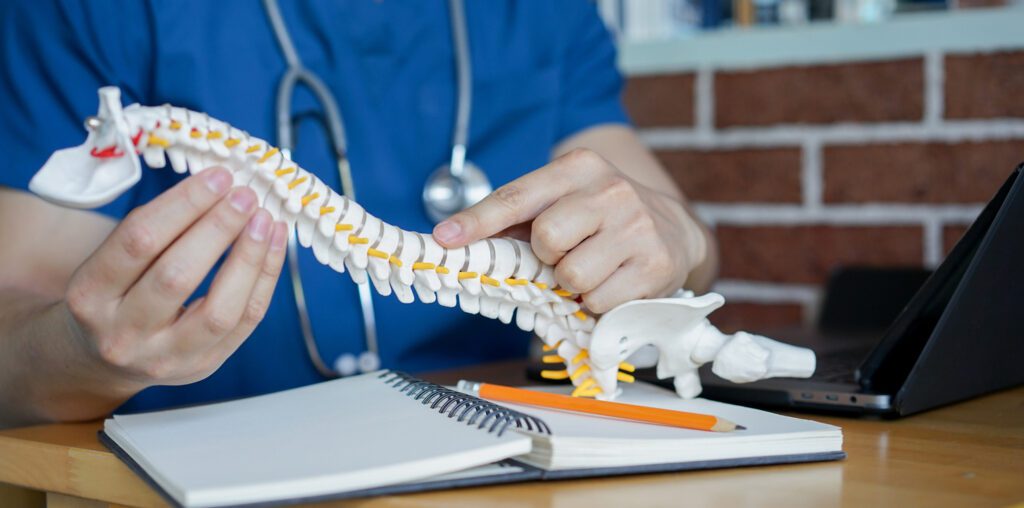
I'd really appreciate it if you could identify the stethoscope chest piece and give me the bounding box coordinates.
[423,159,492,224]
[333,351,382,377]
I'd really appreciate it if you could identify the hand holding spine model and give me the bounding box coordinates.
[30,88,816,400]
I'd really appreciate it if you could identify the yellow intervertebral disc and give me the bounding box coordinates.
[146,135,170,148]
[540,369,569,380]
[300,192,319,207]
[569,364,591,381]
[572,350,589,365]
[257,148,279,164]
[287,176,308,190]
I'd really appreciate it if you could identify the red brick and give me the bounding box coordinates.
[715,58,924,127]
[623,74,695,127]
[717,225,924,284]
[956,0,1007,6]
[709,302,805,335]
[824,140,1023,203]
[946,50,1024,119]
[943,224,970,256]
[657,147,802,203]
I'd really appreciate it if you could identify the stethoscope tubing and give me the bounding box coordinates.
[262,0,478,377]
[448,0,471,179]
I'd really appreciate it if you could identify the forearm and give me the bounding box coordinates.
[554,124,719,292]
[0,289,138,428]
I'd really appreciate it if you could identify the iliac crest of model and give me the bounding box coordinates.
[30,87,816,400]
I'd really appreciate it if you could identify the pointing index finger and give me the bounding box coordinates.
[432,153,593,247]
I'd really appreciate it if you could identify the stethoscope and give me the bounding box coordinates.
[263,0,493,378]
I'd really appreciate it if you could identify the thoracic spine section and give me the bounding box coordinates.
[121,104,625,398]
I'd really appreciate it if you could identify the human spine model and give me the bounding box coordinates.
[30,87,816,400]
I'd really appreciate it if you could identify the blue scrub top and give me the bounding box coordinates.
[0,0,628,412]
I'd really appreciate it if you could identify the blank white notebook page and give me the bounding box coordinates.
[105,373,532,508]
[504,382,842,470]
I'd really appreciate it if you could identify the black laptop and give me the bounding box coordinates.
[683,166,1024,417]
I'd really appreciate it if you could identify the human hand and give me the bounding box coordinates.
[432,148,708,314]
[61,167,287,391]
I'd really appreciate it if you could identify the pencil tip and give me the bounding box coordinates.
[735,425,747,431]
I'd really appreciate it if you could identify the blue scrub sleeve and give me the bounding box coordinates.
[0,0,154,220]
[554,2,630,144]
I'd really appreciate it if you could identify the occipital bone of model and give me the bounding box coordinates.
[29,87,816,400]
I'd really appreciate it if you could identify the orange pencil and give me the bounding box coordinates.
[457,381,744,433]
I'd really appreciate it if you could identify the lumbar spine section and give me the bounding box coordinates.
[30,88,816,400]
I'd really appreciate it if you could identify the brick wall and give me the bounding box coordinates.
[624,49,1024,333]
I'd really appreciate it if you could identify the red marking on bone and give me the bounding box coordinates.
[131,128,144,147]
[90,145,124,158]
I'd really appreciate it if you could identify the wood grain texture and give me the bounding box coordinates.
[1,360,1022,508]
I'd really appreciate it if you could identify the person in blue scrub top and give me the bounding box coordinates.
[0,1,717,428]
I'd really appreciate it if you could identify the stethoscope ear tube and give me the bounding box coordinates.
[422,0,493,224]
[262,0,493,377]
[265,0,379,378]
[447,0,471,179]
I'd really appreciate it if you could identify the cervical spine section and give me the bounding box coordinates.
[118,103,635,398]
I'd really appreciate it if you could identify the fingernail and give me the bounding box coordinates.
[433,219,462,244]
[246,212,270,242]
[229,188,256,212]
[270,222,288,251]
[204,168,231,194]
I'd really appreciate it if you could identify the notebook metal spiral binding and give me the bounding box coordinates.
[379,371,551,436]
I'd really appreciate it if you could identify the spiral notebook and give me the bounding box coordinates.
[101,371,844,507]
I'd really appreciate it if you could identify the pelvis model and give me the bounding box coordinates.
[30,87,816,400]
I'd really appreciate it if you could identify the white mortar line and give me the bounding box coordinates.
[802,139,823,210]
[693,203,984,225]
[640,120,1024,149]
[712,280,820,305]
[922,217,943,267]
[924,50,944,127]
[695,67,714,138]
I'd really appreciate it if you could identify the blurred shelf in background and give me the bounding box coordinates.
[606,4,1024,73]
[602,1,1024,74]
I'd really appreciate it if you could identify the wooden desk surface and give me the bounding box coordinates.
[1,361,1022,508]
